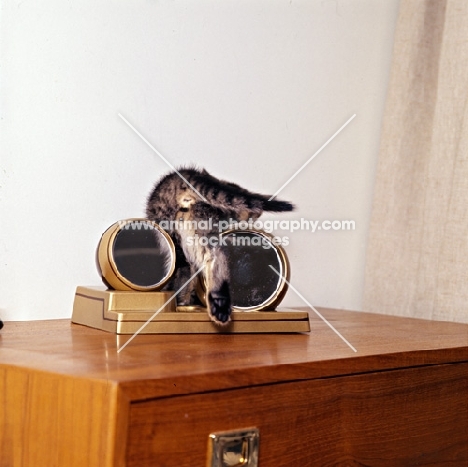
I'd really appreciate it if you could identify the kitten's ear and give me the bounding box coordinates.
[201,168,209,175]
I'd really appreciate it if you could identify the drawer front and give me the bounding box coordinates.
[127,363,468,466]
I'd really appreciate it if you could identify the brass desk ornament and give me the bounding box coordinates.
[196,230,290,312]
[71,219,310,334]
[96,218,175,292]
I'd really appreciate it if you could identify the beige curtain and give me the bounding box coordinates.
[364,0,468,323]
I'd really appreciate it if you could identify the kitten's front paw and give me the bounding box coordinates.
[208,281,231,325]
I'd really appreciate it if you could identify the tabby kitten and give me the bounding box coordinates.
[146,167,293,325]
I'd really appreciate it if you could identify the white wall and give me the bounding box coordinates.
[0,0,400,321]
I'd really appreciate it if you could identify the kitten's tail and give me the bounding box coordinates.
[179,168,295,215]
[261,198,294,213]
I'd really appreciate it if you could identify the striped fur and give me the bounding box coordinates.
[146,167,294,325]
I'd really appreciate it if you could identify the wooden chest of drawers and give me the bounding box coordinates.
[1,309,467,466]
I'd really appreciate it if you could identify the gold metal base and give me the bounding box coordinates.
[71,286,310,334]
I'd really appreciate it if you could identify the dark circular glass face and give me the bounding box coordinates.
[223,232,282,308]
[112,224,173,287]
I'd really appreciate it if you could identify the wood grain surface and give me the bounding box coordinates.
[1,308,467,466]
[1,309,467,401]
[128,363,468,467]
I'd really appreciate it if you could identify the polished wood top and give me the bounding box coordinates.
[1,309,467,401]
